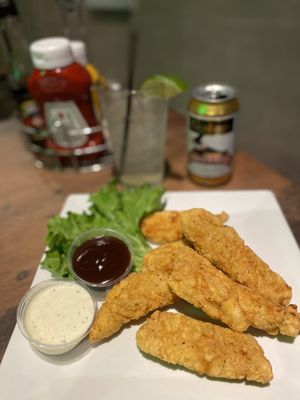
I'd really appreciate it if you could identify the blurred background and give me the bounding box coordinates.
[0,0,299,183]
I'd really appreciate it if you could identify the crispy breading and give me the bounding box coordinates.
[181,208,292,306]
[136,311,273,384]
[89,272,178,343]
[168,246,300,336]
[142,241,187,274]
[140,211,182,244]
[140,210,228,244]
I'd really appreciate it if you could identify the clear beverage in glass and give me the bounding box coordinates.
[100,89,168,185]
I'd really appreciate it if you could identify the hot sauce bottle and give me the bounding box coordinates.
[27,37,110,169]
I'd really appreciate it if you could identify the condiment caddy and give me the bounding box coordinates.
[21,36,112,171]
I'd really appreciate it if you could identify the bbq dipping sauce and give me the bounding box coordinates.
[68,229,133,289]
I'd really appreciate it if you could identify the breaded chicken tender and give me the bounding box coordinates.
[136,311,273,384]
[89,272,178,343]
[181,209,292,306]
[140,210,228,244]
[140,211,182,244]
[142,241,187,274]
[168,246,300,336]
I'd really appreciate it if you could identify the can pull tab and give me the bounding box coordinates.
[210,90,227,100]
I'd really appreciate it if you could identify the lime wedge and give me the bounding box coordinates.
[140,75,187,99]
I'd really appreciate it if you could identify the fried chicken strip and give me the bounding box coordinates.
[168,246,300,336]
[136,311,273,384]
[140,210,228,244]
[142,241,187,274]
[89,272,178,343]
[181,208,292,306]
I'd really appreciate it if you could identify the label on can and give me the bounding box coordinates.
[187,113,236,179]
[45,101,89,148]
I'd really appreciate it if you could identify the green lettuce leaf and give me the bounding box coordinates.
[89,179,121,220]
[42,249,69,278]
[120,185,165,232]
[41,182,165,277]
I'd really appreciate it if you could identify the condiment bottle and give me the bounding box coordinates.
[27,37,106,155]
[70,40,106,86]
[70,40,105,121]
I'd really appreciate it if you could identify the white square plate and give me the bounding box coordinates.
[1,190,300,400]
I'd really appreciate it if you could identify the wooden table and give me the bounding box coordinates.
[1,111,300,362]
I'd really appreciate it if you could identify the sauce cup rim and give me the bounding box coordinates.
[67,228,133,289]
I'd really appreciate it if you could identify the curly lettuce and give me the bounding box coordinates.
[41,181,165,277]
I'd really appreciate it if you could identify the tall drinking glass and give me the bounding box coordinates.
[100,89,168,186]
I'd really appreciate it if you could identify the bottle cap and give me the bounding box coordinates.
[29,37,74,69]
[70,40,87,66]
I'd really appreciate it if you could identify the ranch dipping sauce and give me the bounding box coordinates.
[17,279,96,355]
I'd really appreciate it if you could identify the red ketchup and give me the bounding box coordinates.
[27,37,108,168]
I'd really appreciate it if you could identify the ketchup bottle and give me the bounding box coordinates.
[27,37,107,168]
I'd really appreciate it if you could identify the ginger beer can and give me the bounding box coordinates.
[187,83,239,186]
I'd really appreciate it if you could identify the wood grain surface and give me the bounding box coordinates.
[0,110,299,362]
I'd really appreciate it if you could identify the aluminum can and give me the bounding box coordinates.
[187,83,239,186]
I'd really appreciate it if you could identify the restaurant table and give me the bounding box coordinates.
[0,110,300,362]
